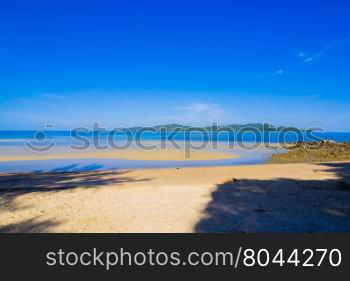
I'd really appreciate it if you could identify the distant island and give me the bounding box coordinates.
[125,123,309,132]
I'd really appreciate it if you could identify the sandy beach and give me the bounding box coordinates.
[0,146,237,162]
[1,160,350,233]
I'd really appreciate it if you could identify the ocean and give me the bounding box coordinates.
[0,130,350,173]
[1,130,350,143]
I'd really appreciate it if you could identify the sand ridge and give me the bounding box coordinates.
[0,147,237,162]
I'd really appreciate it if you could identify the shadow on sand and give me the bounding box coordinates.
[195,162,350,232]
[0,164,151,233]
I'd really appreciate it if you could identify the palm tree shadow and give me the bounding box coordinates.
[195,162,350,233]
[0,218,60,233]
[0,165,151,233]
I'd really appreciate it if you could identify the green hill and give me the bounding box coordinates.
[124,123,306,132]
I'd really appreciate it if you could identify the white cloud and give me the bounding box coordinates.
[257,69,284,78]
[171,103,232,125]
[176,103,220,113]
[301,37,349,63]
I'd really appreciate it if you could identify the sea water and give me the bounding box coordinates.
[0,131,349,173]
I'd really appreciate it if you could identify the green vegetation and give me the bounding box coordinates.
[125,123,306,132]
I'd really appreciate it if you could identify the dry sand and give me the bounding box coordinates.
[1,161,350,233]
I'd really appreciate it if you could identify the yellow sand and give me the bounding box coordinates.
[1,162,349,233]
[0,148,236,162]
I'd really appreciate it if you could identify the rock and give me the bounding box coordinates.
[321,139,337,144]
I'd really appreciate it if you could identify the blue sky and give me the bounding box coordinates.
[0,0,349,131]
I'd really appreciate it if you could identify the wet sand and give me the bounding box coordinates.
[0,146,236,162]
[1,161,350,233]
